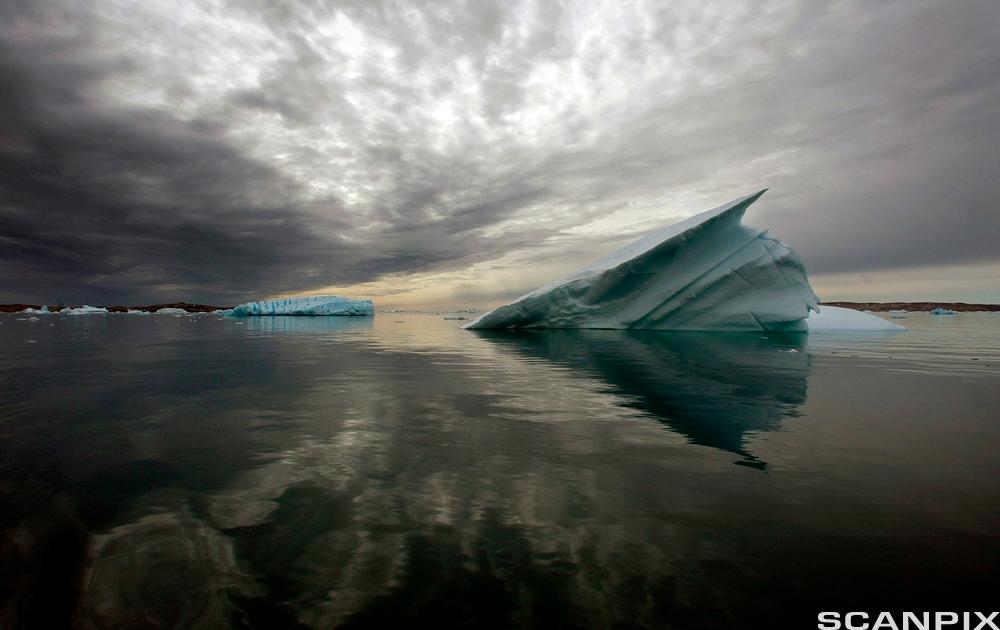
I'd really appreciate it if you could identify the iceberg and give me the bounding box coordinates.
[154,307,189,315]
[228,295,374,317]
[805,306,905,332]
[63,305,109,315]
[930,307,956,315]
[466,190,821,331]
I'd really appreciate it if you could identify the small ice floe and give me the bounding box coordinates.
[26,339,36,343]
[806,306,905,331]
[155,307,189,315]
[930,307,956,315]
[778,349,799,353]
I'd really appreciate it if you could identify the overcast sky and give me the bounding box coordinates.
[2,0,998,307]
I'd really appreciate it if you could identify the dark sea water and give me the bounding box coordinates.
[1,311,998,628]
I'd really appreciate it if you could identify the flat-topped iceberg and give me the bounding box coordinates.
[64,305,109,315]
[228,295,373,317]
[466,190,822,331]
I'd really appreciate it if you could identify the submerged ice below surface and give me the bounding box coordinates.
[467,190,821,331]
[228,296,374,317]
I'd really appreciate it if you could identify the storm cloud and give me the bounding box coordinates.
[1,0,998,305]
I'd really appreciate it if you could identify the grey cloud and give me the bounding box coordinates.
[0,42,349,303]
[1,0,998,304]
[750,1,1000,274]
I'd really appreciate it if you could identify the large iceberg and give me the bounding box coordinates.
[228,295,374,317]
[466,190,821,331]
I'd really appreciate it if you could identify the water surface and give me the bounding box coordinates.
[1,312,998,628]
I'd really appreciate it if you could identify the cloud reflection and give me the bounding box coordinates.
[3,316,813,627]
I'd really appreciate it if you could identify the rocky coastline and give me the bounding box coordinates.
[821,302,1000,312]
[0,302,231,314]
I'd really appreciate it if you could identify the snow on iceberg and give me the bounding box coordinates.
[466,190,820,331]
[805,306,905,332]
[63,305,109,315]
[228,295,374,317]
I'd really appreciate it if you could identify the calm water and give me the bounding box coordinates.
[1,312,998,628]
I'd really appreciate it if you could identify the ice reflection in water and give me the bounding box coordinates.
[475,330,809,466]
[0,313,997,628]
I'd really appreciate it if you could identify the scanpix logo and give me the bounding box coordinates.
[817,611,998,630]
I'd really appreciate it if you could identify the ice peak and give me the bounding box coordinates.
[467,191,821,331]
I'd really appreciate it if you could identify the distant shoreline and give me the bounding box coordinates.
[0,302,231,314]
[821,302,1000,312]
[3,301,999,315]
